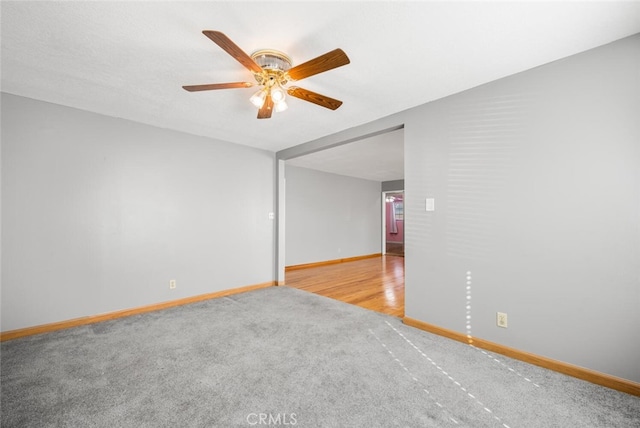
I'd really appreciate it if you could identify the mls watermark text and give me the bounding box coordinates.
[246,413,297,426]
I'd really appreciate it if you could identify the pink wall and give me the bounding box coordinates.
[385,201,404,243]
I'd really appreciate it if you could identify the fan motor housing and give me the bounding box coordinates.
[251,49,292,86]
[251,49,292,71]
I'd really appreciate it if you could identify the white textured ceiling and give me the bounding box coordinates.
[2,1,639,169]
[287,128,404,182]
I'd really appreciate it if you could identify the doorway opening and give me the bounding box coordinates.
[383,191,404,257]
[276,124,406,318]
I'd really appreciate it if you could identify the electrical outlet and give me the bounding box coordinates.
[169,280,176,290]
[497,312,508,328]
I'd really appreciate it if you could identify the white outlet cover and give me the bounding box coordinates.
[497,312,508,328]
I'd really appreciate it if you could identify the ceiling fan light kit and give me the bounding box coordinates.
[182,31,350,119]
[249,50,291,113]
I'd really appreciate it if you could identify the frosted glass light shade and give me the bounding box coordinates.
[271,87,286,103]
[249,90,267,108]
[274,100,288,112]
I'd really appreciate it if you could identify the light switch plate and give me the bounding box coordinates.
[426,198,435,211]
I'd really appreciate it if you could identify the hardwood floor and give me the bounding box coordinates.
[284,255,405,317]
[385,242,404,257]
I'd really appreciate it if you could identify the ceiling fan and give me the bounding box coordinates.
[182,31,350,119]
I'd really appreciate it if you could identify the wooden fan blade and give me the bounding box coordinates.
[182,82,254,92]
[257,93,274,119]
[287,86,343,110]
[286,49,350,81]
[202,30,263,74]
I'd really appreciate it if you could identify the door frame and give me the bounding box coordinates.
[382,190,404,255]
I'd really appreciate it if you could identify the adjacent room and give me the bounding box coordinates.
[2,2,639,426]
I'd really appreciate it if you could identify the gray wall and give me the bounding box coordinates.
[403,34,640,383]
[1,94,275,331]
[285,165,381,266]
[277,34,640,383]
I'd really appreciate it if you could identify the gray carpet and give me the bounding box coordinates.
[1,286,639,427]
